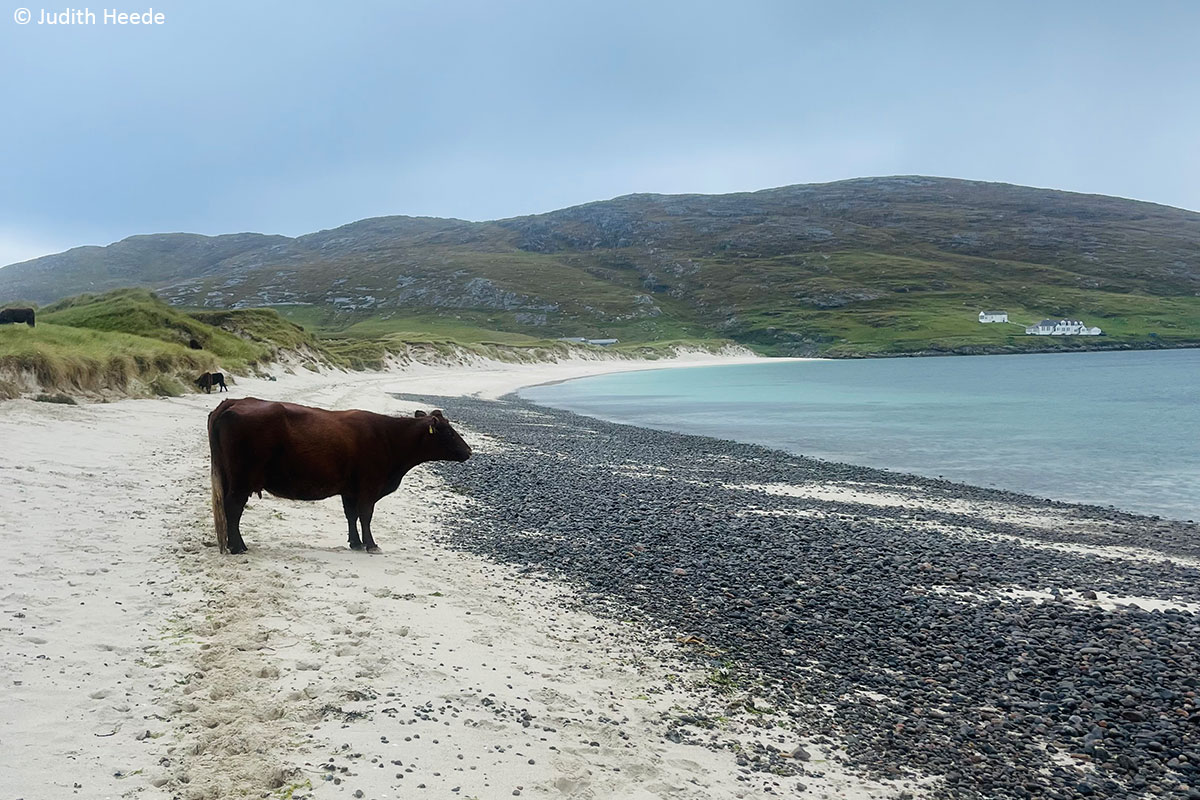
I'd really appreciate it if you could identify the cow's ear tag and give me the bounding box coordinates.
[429,425,435,434]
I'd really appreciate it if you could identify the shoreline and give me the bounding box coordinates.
[823,340,1200,360]
[509,394,1191,525]
[2,354,1197,800]
[458,390,1200,568]
[513,350,1199,525]
[509,394,1186,527]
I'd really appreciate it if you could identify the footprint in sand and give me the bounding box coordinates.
[553,775,592,795]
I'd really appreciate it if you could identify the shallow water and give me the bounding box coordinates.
[520,349,1200,521]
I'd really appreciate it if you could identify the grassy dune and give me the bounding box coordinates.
[269,304,732,370]
[0,290,293,399]
[0,322,217,399]
[41,289,273,367]
[1,288,732,399]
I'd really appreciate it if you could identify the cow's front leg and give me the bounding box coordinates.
[359,501,380,553]
[342,495,362,550]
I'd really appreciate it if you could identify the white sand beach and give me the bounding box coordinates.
[0,354,916,800]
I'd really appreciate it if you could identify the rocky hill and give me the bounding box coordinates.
[3,176,1199,355]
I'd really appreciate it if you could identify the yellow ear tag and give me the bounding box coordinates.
[429,425,435,434]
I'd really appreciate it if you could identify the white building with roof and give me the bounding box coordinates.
[978,310,1008,323]
[1024,319,1102,336]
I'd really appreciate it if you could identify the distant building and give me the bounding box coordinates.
[558,337,620,346]
[1024,319,1102,336]
[978,310,1008,323]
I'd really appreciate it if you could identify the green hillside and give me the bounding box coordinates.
[3,176,1199,356]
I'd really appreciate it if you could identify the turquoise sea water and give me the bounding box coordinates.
[520,349,1200,521]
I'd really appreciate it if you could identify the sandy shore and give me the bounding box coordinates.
[1,354,909,800]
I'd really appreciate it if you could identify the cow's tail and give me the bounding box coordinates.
[207,403,230,554]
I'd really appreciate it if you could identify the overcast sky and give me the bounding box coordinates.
[1,0,1197,266]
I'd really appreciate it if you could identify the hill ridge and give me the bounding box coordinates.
[3,176,1198,356]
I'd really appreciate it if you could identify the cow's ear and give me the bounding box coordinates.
[431,410,445,419]
[414,410,427,418]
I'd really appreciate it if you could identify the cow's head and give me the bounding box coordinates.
[415,409,472,462]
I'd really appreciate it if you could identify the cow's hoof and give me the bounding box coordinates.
[366,545,382,554]
[229,545,248,555]
[349,542,364,551]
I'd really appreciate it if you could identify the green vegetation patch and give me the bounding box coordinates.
[188,306,321,355]
[0,322,216,395]
[42,288,270,369]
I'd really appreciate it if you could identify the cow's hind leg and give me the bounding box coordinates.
[224,491,251,554]
[359,501,380,553]
[342,495,363,550]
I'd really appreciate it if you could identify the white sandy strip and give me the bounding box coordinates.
[735,482,1071,528]
[736,482,1200,571]
[935,586,1200,615]
[910,520,1200,572]
[0,356,911,800]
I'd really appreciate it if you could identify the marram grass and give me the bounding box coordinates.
[0,323,216,395]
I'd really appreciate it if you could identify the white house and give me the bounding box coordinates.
[1024,319,1102,336]
[978,310,1008,323]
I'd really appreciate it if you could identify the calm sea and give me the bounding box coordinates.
[519,349,1200,521]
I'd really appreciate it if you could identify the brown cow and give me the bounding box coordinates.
[195,372,228,393]
[0,307,35,327]
[207,398,472,554]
